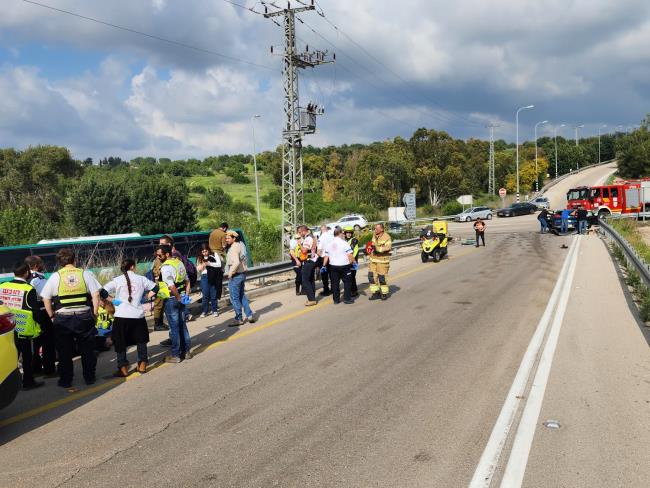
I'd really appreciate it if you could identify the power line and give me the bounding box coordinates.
[219,0,479,131]
[296,16,462,130]
[312,4,485,129]
[22,0,275,71]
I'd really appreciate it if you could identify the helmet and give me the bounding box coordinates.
[343,226,354,233]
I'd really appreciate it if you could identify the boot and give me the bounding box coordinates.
[295,284,301,296]
[369,292,381,301]
[381,294,389,301]
[137,361,148,374]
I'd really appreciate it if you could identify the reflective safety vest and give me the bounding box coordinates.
[54,267,91,310]
[348,237,359,261]
[0,281,41,338]
[159,258,187,297]
[96,306,113,336]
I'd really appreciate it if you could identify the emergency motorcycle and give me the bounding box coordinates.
[420,221,449,263]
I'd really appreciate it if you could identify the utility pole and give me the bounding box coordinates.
[487,124,499,196]
[264,1,333,257]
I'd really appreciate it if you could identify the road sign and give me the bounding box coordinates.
[499,188,507,198]
[457,195,473,205]
[403,192,416,207]
[403,192,416,220]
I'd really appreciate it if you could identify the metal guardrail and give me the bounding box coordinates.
[537,159,617,196]
[246,237,421,281]
[598,219,650,287]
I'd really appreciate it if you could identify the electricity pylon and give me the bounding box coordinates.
[263,1,333,255]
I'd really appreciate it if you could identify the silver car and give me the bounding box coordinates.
[455,206,493,222]
[529,196,550,209]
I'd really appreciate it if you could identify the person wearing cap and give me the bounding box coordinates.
[158,244,192,363]
[316,224,333,296]
[343,226,360,297]
[225,230,257,326]
[297,225,318,306]
[289,231,303,295]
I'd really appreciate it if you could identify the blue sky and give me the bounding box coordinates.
[1,0,649,160]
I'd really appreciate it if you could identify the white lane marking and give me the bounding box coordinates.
[500,237,582,487]
[468,237,579,488]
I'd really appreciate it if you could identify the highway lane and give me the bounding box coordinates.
[1,163,635,488]
[1,225,571,487]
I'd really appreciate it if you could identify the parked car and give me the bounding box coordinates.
[529,196,550,209]
[0,301,21,410]
[335,214,368,231]
[454,206,493,222]
[497,202,538,217]
[388,221,405,234]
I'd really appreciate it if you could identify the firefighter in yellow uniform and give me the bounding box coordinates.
[368,223,392,301]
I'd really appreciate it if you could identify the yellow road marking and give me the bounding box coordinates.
[0,247,476,428]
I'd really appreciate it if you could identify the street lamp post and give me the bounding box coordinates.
[251,115,262,222]
[574,124,584,146]
[598,124,607,164]
[574,124,585,170]
[554,124,566,179]
[516,104,535,202]
[534,120,548,193]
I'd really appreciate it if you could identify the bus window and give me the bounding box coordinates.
[590,188,601,199]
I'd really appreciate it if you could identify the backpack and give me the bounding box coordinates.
[173,251,198,287]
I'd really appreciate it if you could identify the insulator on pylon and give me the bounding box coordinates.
[271,46,274,54]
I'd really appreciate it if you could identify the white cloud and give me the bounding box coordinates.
[0,0,649,158]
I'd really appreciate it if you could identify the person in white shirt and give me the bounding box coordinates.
[323,227,355,304]
[316,225,334,296]
[298,225,318,306]
[41,248,102,388]
[102,259,158,376]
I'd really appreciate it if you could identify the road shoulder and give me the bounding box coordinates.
[523,234,650,487]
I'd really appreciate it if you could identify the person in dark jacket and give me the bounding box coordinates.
[576,206,589,234]
[538,208,550,233]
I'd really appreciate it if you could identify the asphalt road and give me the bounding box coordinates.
[4,162,648,488]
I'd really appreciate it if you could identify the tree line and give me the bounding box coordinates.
[0,118,644,252]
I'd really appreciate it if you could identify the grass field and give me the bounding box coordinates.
[187,169,282,230]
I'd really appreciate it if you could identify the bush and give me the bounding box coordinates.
[230,200,255,214]
[230,173,251,184]
[204,187,233,209]
[191,185,207,194]
[639,288,650,322]
[0,206,55,246]
[441,201,463,216]
[262,189,282,209]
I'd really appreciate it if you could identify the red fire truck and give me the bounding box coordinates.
[566,180,650,217]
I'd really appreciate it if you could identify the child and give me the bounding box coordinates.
[95,298,114,352]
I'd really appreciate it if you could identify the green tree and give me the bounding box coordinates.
[617,126,650,178]
[0,206,54,246]
[129,178,196,235]
[66,177,132,235]
[0,145,82,220]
